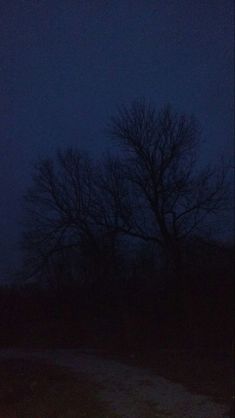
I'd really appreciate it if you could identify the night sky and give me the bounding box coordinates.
[0,0,234,280]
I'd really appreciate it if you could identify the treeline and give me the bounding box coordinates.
[0,238,233,349]
[1,101,233,350]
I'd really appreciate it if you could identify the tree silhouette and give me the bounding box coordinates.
[104,101,229,281]
[21,149,97,281]
[21,148,122,288]
[21,102,229,295]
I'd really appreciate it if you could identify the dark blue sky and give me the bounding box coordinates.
[0,0,234,280]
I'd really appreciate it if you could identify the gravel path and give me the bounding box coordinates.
[0,349,229,418]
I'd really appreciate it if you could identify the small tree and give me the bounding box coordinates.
[21,149,97,282]
[21,148,123,291]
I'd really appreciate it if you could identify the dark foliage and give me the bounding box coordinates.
[0,238,233,351]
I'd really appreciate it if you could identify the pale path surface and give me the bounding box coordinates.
[0,349,229,418]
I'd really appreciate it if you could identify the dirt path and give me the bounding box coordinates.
[0,349,230,418]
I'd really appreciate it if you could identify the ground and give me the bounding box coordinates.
[0,349,231,418]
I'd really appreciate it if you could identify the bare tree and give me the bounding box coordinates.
[21,148,124,290]
[103,100,229,280]
[21,149,98,282]
[21,103,229,296]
